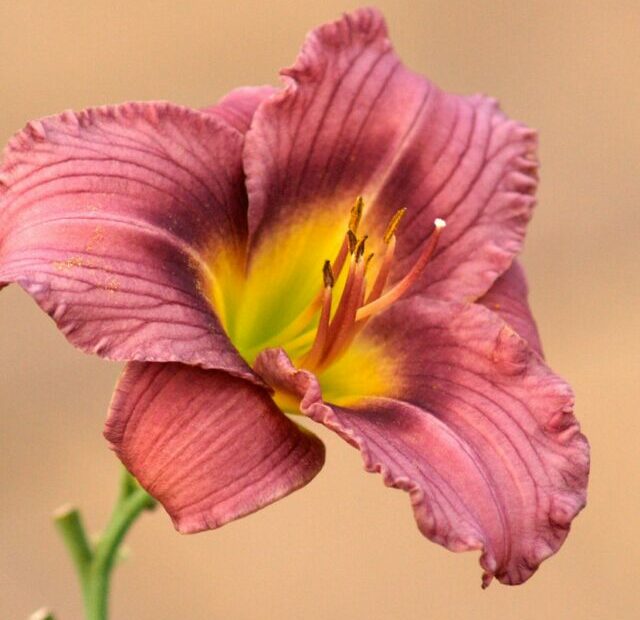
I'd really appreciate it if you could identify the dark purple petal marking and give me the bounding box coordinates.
[244,8,538,300]
[105,362,325,533]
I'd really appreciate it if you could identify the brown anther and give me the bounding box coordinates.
[349,196,365,234]
[354,235,368,262]
[383,208,407,244]
[347,230,358,254]
[322,260,335,288]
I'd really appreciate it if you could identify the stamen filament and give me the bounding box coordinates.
[318,259,366,370]
[299,262,334,369]
[366,234,396,303]
[331,233,350,279]
[365,208,406,303]
[326,259,356,339]
[254,200,444,378]
[356,218,446,322]
[280,198,367,347]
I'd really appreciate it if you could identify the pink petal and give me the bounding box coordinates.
[244,7,537,300]
[202,86,278,134]
[255,299,588,586]
[478,260,544,356]
[0,102,253,379]
[105,362,325,533]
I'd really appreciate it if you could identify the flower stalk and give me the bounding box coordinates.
[53,469,155,620]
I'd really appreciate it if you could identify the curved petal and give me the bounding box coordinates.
[105,362,325,533]
[244,7,537,300]
[201,86,278,134]
[255,299,588,586]
[0,102,254,379]
[478,260,543,356]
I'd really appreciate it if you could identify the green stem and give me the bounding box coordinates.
[53,505,93,602]
[54,469,156,620]
[86,484,155,619]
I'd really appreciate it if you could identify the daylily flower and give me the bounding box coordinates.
[0,8,588,586]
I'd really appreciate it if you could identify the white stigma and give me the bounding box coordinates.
[434,218,446,229]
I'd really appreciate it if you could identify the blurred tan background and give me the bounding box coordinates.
[1,1,638,618]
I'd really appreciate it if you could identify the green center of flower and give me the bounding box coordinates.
[203,198,444,406]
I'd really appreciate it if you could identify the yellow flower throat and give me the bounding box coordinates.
[202,198,445,408]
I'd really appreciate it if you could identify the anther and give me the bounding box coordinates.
[347,230,358,254]
[322,260,335,288]
[383,208,407,244]
[354,235,368,262]
[299,265,335,369]
[366,234,395,303]
[349,196,365,234]
[320,259,366,368]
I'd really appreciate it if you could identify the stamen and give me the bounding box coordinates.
[383,207,407,243]
[331,234,349,280]
[366,234,396,303]
[319,258,366,369]
[265,204,363,350]
[277,202,445,375]
[325,259,356,340]
[366,208,406,302]
[299,261,334,369]
[356,218,446,321]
